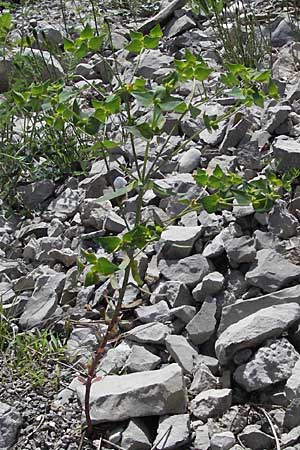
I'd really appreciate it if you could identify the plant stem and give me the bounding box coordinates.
[84,262,131,434]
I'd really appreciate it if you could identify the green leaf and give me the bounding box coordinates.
[159,95,185,112]
[64,38,74,52]
[94,257,120,276]
[149,24,163,38]
[84,270,99,287]
[100,140,121,149]
[213,165,225,179]
[88,35,104,51]
[201,193,219,213]
[105,95,121,114]
[97,181,137,203]
[82,250,98,264]
[96,236,122,253]
[194,169,209,186]
[126,39,143,54]
[268,79,279,99]
[84,116,100,135]
[232,190,252,205]
[131,91,154,107]
[80,24,93,40]
[254,70,270,82]
[130,260,143,286]
[74,42,88,59]
[144,36,160,49]
[126,123,154,140]
[194,66,213,81]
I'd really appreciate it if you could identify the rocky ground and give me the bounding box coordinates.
[2,0,300,449]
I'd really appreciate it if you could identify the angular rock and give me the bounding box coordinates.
[284,398,300,429]
[264,105,291,134]
[238,425,274,450]
[16,180,55,209]
[121,419,152,450]
[160,226,202,259]
[19,272,66,329]
[281,425,300,446]
[285,358,300,400]
[0,402,22,450]
[47,188,81,220]
[151,281,194,307]
[219,284,300,332]
[76,363,187,423]
[178,148,201,173]
[268,200,298,239]
[245,249,300,293]
[190,389,232,421]
[192,272,224,302]
[136,301,170,323]
[234,338,300,391]
[165,334,199,374]
[125,345,161,372]
[137,50,173,78]
[158,254,211,288]
[171,305,196,323]
[224,236,256,266]
[125,322,170,345]
[215,303,300,365]
[272,137,300,169]
[210,431,236,450]
[190,363,218,395]
[138,0,188,33]
[153,414,191,449]
[186,298,217,346]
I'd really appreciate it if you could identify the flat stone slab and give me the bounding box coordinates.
[219,285,300,333]
[215,303,300,365]
[76,364,187,423]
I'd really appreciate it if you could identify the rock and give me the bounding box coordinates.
[150,281,194,307]
[19,272,66,329]
[138,0,188,34]
[220,115,251,150]
[210,431,236,450]
[234,338,300,391]
[158,254,211,288]
[121,419,152,450]
[272,137,300,169]
[153,414,191,449]
[190,363,218,395]
[78,174,107,198]
[178,148,201,173]
[245,249,300,293]
[202,223,241,258]
[0,402,22,450]
[136,301,170,323]
[271,17,299,47]
[125,345,161,372]
[190,389,232,421]
[36,23,63,47]
[98,342,131,376]
[76,363,187,423]
[264,105,291,134]
[281,425,300,446]
[238,425,274,450]
[47,188,81,220]
[165,334,199,374]
[215,303,300,365]
[268,200,298,239]
[125,322,170,345]
[186,298,217,345]
[160,226,202,259]
[171,305,196,323]
[48,248,78,267]
[194,424,210,450]
[16,180,55,209]
[67,326,103,361]
[16,222,48,240]
[224,236,256,266]
[80,200,126,232]
[192,272,224,302]
[284,398,300,429]
[285,358,300,400]
[286,80,300,102]
[219,284,300,332]
[137,50,173,78]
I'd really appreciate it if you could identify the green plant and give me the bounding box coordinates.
[0,306,65,387]
[61,24,294,434]
[191,0,270,68]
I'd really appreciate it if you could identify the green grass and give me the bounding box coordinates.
[0,306,66,387]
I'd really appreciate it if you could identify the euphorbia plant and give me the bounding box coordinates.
[69,23,297,434]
